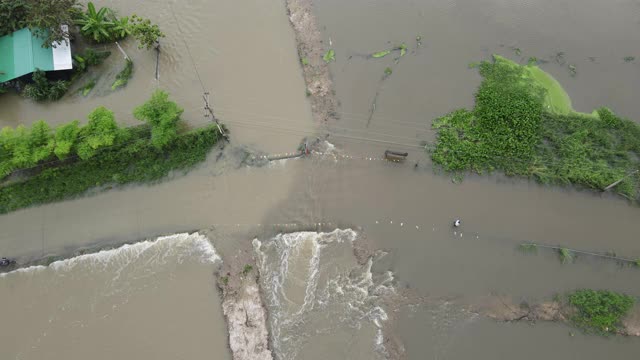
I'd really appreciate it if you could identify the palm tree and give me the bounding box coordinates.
[75,2,114,43]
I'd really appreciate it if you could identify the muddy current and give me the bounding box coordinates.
[1,0,640,359]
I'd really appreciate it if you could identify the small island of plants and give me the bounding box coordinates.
[430,55,640,201]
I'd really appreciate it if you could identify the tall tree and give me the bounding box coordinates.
[77,106,119,159]
[29,120,54,163]
[26,0,80,45]
[134,90,183,148]
[54,120,80,160]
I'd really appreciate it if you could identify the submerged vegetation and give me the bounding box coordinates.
[568,289,635,334]
[111,59,134,90]
[0,90,224,214]
[323,49,335,63]
[22,70,69,101]
[430,55,640,201]
[558,248,573,264]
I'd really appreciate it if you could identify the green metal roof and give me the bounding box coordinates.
[0,28,55,83]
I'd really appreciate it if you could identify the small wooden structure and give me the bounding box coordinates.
[384,150,408,162]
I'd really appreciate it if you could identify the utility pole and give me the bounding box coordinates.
[203,92,227,139]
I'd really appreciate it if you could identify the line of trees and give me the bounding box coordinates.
[0,90,183,179]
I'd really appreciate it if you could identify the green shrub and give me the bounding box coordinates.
[77,106,122,160]
[133,90,183,149]
[23,70,69,101]
[130,15,164,50]
[54,121,81,160]
[568,289,635,333]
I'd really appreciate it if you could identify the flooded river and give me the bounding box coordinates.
[1,0,639,359]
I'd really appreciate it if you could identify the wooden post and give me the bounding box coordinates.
[115,41,129,60]
[154,41,160,80]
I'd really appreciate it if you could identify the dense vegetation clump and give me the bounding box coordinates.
[22,70,69,101]
[0,90,224,214]
[0,125,223,214]
[74,3,164,48]
[431,55,640,200]
[568,289,635,334]
[133,90,183,148]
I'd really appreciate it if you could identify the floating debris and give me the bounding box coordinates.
[398,43,407,57]
[416,35,422,47]
[623,56,635,63]
[568,64,577,77]
[384,67,392,76]
[372,50,391,58]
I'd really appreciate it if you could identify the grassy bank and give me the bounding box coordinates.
[0,125,223,214]
[430,55,640,200]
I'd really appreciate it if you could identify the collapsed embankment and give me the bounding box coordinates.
[474,295,640,337]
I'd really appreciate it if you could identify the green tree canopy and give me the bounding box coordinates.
[54,120,80,159]
[29,120,54,163]
[134,90,183,148]
[130,14,165,50]
[77,106,119,159]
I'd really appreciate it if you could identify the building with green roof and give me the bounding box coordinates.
[0,26,72,83]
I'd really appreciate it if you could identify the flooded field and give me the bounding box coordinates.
[0,233,231,360]
[1,0,639,359]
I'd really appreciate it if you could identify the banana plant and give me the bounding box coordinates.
[110,16,131,40]
[75,2,114,43]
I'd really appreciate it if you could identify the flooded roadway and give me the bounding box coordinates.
[1,0,640,359]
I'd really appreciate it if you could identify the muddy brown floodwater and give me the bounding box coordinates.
[1,0,640,359]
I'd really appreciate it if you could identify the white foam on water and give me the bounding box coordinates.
[1,232,220,278]
[255,229,393,360]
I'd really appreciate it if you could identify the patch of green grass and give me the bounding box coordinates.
[0,125,223,214]
[568,289,635,334]
[112,59,134,90]
[493,55,574,115]
[301,57,309,66]
[323,49,335,63]
[430,55,640,200]
[559,248,573,264]
[220,276,229,285]
[242,264,253,276]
